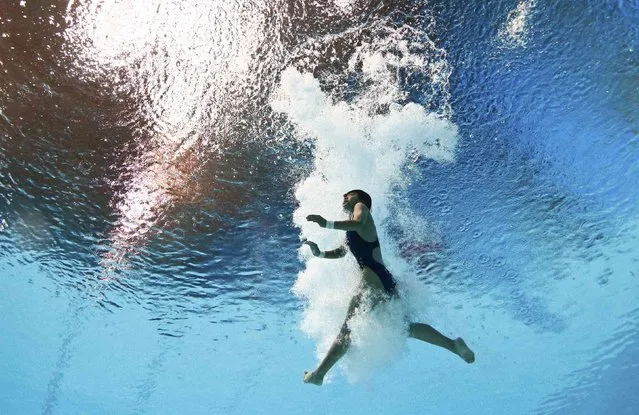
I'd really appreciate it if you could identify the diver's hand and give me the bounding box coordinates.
[302,240,321,257]
[306,214,327,228]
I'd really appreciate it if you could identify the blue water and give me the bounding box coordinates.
[1,0,638,414]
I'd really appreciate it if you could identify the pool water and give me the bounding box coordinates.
[1,1,638,414]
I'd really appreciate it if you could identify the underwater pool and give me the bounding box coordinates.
[1,0,638,414]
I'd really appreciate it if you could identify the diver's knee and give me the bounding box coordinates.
[337,326,351,345]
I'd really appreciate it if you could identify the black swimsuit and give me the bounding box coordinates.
[346,231,397,296]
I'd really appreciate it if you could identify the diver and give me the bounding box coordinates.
[302,190,475,385]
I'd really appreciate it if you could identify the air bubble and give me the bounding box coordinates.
[493,257,506,267]
[504,270,520,283]
[457,223,469,232]
[510,289,524,299]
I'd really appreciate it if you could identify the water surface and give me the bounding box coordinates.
[1,1,638,414]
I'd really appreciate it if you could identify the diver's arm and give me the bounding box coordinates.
[322,246,347,259]
[328,202,369,231]
[306,203,369,232]
[303,241,346,259]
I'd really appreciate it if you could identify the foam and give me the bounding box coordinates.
[341,293,410,382]
[498,0,537,48]
[272,66,459,381]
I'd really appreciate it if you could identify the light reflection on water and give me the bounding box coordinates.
[0,0,638,413]
[53,0,454,300]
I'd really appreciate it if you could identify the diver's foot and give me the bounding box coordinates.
[453,338,475,363]
[303,370,324,386]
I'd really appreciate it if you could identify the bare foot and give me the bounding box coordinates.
[453,338,475,363]
[303,370,324,386]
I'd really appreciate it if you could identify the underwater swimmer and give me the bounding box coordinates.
[302,189,475,385]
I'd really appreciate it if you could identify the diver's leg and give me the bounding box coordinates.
[303,323,351,385]
[408,323,475,363]
[304,293,362,385]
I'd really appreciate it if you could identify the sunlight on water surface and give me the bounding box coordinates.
[0,0,638,414]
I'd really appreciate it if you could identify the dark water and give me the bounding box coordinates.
[1,1,639,414]
[1,0,312,313]
[0,0,458,316]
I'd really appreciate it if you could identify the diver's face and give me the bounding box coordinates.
[342,192,359,211]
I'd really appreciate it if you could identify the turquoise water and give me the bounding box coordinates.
[1,0,638,414]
